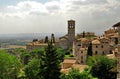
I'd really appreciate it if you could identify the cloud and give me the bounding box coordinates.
[0,0,120,34]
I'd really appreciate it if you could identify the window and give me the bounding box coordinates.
[109,50,112,54]
[102,42,104,43]
[95,51,98,55]
[81,60,83,63]
[81,56,83,59]
[102,51,105,55]
[101,45,103,48]
[96,45,98,48]
[115,52,117,56]
[81,51,83,54]
[105,42,108,44]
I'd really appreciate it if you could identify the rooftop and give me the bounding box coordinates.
[63,59,77,64]
[112,22,120,27]
[92,40,101,45]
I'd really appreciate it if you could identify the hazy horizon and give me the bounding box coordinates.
[0,0,120,35]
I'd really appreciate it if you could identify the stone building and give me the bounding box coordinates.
[68,20,75,47]
[112,22,120,78]
[26,41,48,51]
[73,38,89,56]
[62,58,77,69]
[92,37,112,55]
[59,20,75,49]
[77,32,96,38]
[59,35,69,49]
[26,34,55,51]
[73,40,82,56]
[77,48,87,64]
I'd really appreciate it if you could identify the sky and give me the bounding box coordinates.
[0,0,120,35]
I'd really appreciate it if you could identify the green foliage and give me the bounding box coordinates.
[38,42,62,79]
[14,48,26,53]
[0,50,22,79]
[20,52,31,65]
[87,55,117,79]
[24,59,41,79]
[65,47,72,55]
[56,47,65,62]
[64,54,74,58]
[30,48,45,59]
[60,68,97,79]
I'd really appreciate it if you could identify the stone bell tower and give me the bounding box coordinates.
[113,22,120,79]
[68,20,75,47]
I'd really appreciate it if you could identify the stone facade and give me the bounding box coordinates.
[113,22,120,78]
[73,40,82,56]
[92,37,111,55]
[77,48,87,64]
[59,20,75,49]
[73,38,89,63]
[62,58,77,69]
[68,20,75,47]
[77,32,96,38]
[26,41,47,51]
[59,36,69,49]
[26,34,55,51]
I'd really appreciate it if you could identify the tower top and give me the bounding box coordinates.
[68,19,75,29]
[68,19,75,22]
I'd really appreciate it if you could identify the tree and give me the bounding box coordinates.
[44,36,49,43]
[38,42,63,79]
[30,48,45,59]
[87,42,93,56]
[0,50,21,79]
[24,59,41,79]
[51,33,55,43]
[55,47,65,62]
[83,31,85,38]
[87,55,117,79]
[20,52,31,65]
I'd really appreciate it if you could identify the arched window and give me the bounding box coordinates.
[81,56,83,59]
[109,50,112,54]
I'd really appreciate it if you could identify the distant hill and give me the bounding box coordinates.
[0,33,65,40]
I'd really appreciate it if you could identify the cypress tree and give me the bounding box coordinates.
[39,42,61,79]
[83,31,85,38]
[45,36,49,43]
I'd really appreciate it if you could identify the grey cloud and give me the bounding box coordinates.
[29,11,48,15]
[72,0,108,5]
[46,5,60,11]
[0,0,120,35]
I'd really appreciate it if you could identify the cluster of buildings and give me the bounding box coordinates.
[26,20,120,77]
